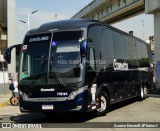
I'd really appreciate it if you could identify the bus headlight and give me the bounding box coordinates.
[67,86,88,100]
[19,90,29,101]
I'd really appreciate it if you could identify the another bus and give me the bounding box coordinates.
[5,19,153,116]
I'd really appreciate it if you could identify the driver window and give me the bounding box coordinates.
[88,48,96,71]
[21,54,30,79]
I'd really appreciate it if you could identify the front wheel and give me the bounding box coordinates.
[10,96,19,106]
[96,91,110,116]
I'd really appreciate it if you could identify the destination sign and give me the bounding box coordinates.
[24,33,52,43]
[29,36,49,42]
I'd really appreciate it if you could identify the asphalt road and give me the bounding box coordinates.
[0,97,160,129]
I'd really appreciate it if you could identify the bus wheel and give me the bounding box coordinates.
[139,85,144,101]
[143,85,148,99]
[96,91,109,116]
[10,96,19,106]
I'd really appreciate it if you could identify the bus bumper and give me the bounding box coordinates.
[19,96,88,113]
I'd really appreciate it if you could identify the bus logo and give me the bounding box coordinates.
[40,88,55,92]
[113,59,128,71]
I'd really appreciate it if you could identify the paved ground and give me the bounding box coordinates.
[0,85,160,131]
[0,93,11,108]
[0,97,160,130]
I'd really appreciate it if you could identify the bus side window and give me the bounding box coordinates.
[88,48,96,71]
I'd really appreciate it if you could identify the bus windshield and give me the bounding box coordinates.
[20,31,84,86]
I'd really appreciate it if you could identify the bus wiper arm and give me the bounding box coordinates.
[30,73,47,85]
[41,52,46,72]
[50,62,66,87]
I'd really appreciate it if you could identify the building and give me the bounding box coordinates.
[0,0,15,94]
[0,0,16,74]
[0,0,7,57]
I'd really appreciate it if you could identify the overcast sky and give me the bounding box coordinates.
[113,14,154,42]
[16,0,154,44]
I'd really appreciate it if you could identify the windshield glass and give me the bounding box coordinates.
[20,31,84,85]
[49,31,83,84]
[20,33,51,85]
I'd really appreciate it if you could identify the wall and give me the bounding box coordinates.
[7,0,16,73]
[0,71,9,94]
[145,0,160,89]
[0,0,7,27]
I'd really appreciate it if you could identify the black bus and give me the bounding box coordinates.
[5,19,153,116]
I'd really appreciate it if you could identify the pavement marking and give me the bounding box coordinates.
[0,100,10,108]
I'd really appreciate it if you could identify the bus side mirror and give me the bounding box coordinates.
[80,38,93,58]
[80,41,87,58]
[5,44,22,64]
[5,48,12,64]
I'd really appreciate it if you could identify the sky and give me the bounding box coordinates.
[16,0,154,44]
[112,14,154,42]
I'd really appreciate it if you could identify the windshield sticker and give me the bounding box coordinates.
[22,45,27,50]
[57,45,80,52]
[52,41,57,46]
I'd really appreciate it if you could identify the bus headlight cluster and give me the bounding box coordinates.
[67,86,88,100]
[19,90,29,101]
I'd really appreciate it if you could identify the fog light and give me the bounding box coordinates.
[19,91,29,101]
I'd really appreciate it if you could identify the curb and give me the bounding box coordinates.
[0,100,10,108]
[148,94,160,98]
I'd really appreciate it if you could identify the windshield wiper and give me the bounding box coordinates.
[32,73,47,85]
[50,62,66,87]
[41,52,46,72]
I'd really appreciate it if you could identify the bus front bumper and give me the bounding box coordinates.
[19,96,88,113]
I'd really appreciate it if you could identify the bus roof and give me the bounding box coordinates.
[27,19,146,44]
[27,19,102,34]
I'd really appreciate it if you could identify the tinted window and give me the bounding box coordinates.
[113,31,121,59]
[88,26,103,71]
[88,48,96,71]
[136,41,149,67]
[88,26,102,57]
[113,31,130,60]
[53,31,83,41]
[128,37,139,68]
[101,28,114,60]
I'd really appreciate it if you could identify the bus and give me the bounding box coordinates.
[5,19,153,116]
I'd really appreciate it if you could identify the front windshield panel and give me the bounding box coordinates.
[20,31,84,85]
[49,31,84,84]
[20,33,51,85]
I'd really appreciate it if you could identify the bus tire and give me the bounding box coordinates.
[10,96,18,106]
[139,84,144,101]
[96,91,110,116]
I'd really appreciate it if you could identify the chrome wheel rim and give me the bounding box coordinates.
[141,86,144,98]
[144,86,147,96]
[97,95,107,112]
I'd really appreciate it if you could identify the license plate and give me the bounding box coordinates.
[42,105,54,110]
